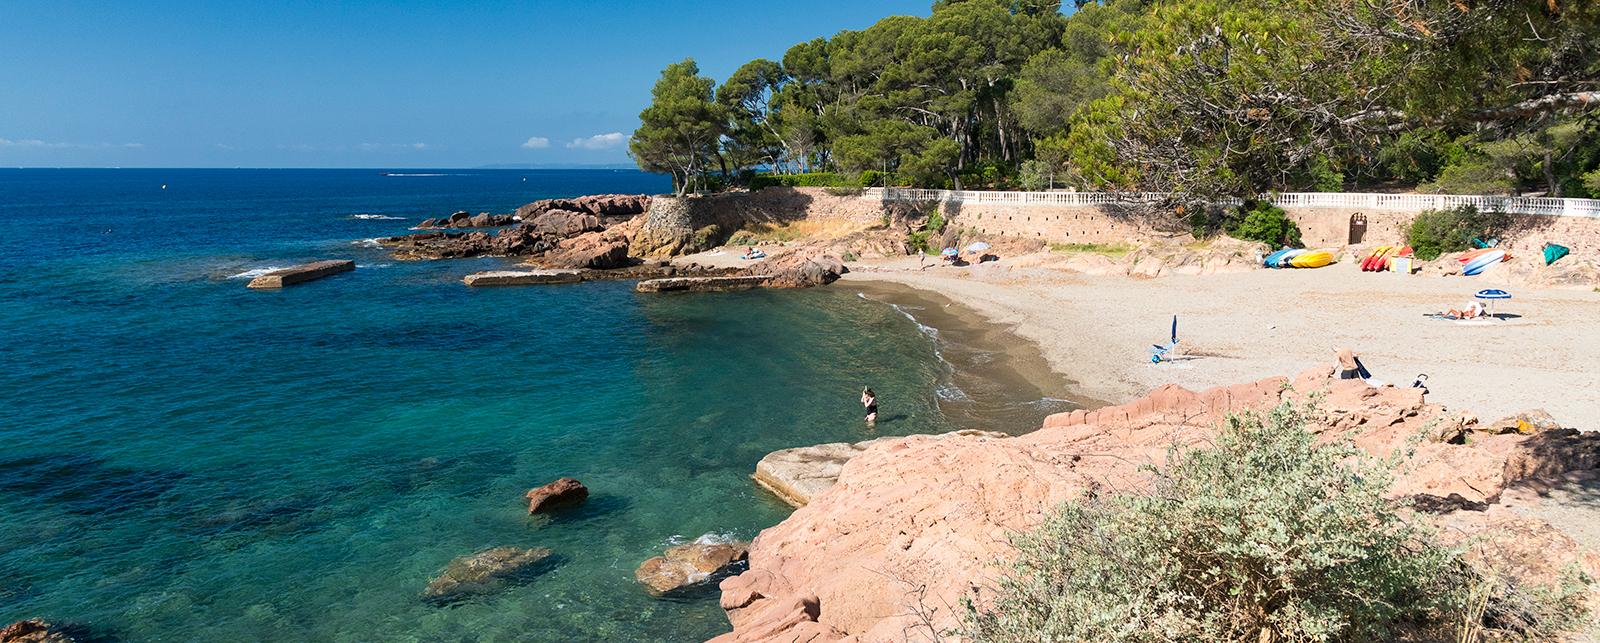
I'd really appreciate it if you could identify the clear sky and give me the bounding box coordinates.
[0,0,936,168]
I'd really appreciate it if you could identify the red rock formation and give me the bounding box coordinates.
[0,620,73,643]
[525,477,588,513]
[712,369,1600,642]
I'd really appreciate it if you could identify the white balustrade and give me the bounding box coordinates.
[858,188,1600,218]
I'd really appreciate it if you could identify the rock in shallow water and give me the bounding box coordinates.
[0,620,74,643]
[422,546,553,604]
[635,540,750,595]
[525,477,588,513]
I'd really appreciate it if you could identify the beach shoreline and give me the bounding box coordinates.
[841,253,1600,428]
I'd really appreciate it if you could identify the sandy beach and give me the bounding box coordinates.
[840,253,1600,429]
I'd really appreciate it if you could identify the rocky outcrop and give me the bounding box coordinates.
[382,196,647,261]
[750,253,847,288]
[245,260,355,289]
[0,620,75,643]
[752,431,1005,508]
[515,194,651,220]
[417,211,515,229]
[635,539,751,595]
[423,547,553,604]
[713,370,1600,641]
[525,477,588,514]
[542,230,630,270]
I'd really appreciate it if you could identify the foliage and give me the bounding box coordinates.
[1585,169,1600,197]
[1018,159,1052,191]
[748,172,855,189]
[629,59,727,196]
[1228,201,1302,248]
[960,401,1591,642]
[906,206,948,254]
[1406,205,1512,261]
[632,1,1599,196]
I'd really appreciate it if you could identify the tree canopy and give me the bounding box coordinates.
[630,0,1600,199]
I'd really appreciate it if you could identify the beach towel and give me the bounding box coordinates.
[1544,244,1569,266]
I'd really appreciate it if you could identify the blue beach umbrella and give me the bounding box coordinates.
[941,247,959,256]
[1475,289,1511,317]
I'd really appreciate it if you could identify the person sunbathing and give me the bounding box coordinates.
[1443,301,1486,320]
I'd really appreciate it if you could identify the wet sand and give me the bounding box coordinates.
[846,281,1099,435]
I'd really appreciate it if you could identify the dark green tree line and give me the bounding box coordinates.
[631,0,1600,198]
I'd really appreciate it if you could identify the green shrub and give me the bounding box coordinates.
[1019,160,1052,191]
[961,402,1591,643]
[906,207,947,254]
[748,172,858,189]
[1583,169,1600,197]
[1228,201,1302,247]
[1406,205,1512,260]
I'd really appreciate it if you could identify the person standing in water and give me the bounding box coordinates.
[860,387,878,427]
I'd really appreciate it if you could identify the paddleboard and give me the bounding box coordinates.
[1462,249,1506,276]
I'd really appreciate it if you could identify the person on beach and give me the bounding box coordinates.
[861,387,878,426]
[1335,348,1360,380]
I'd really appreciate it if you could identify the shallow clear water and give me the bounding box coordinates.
[0,169,1071,641]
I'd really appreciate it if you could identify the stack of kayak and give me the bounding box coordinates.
[1263,248,1335,269]
[1459,248,1511,276]
[1361,245,1413,272]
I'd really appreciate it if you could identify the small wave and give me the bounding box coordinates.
[382,173,472,177]
[935,382,972,402]
[358,263,391,269]
[1023,397,1077,409]
[350,214,406,220]
[226,267,285,280]
[664,531,743,547]
[351,238,383,248]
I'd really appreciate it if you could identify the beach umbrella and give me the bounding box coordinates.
[941,247,959,256]
[965,241,991,253]
[1475,288,1511,317]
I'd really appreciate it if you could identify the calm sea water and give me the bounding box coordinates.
[0,169,1070,642]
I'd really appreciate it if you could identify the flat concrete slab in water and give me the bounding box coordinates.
[246,260,355,289]
[463,270,584,287]
[635,275,771,293]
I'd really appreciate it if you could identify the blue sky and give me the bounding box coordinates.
[0,0,935,168]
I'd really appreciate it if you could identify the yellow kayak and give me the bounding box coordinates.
[1290,250,1335,268]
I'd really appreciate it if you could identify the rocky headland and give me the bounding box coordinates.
[711,369,1600,641]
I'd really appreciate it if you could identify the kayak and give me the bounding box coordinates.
[1462,249,1506,276]
[1263,248,1295,268]
[1290,250,1334,268]
[1274,249,1309,268]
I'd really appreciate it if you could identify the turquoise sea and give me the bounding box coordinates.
[0,169,1074,641]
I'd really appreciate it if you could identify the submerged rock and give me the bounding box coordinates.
[635,539,751,595]
[0,620,74,643]
[525,477,588,514]
[422,547,553,603]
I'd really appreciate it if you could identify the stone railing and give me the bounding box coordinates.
[861,188,1600,218]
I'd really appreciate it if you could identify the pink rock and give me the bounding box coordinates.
[524,477,588,514]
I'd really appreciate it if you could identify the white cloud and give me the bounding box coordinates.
[0,137,142,150]
[521,136,550,149]
[566,132,626,150]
